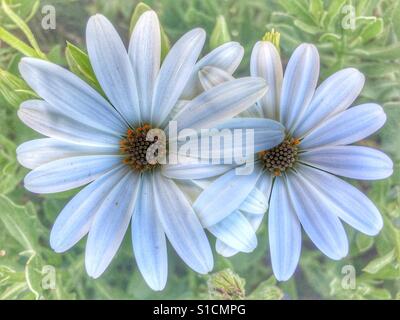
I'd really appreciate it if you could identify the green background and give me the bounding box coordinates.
[0,0,399,299]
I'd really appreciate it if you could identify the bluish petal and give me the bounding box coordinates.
[17,138,118,169]
[193,164,263,227]
[300,146,393,180]
[301,103,386,149]
[198,66,234,91]
[132,173,167,291]
[86,14,140,124]
[216,118,285,154]
[181,41,243,99]
[297,164,383,236]
[24,155,123,193]
[286,170,349,260]
[208,210,257,253]
[268,176,301,281]
[153,172,213,274]
[85,171,141,278]
[18,58,126,133]
[280,44,319,132]
[174,77,268,131]
[18,100,121,147]
[152,28,206,126]
[250,41,283,120]
[50,165,128,252]
[162,160,234,180]
[128,11,160,123]
[293,68,365,138]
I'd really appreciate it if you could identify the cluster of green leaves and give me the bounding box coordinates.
[0,0,399,300]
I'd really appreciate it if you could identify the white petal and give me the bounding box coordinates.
[18,58,126,133]
[216,212,264,257]
[85,171,141,278]
[250,41,283,120]
[132,173,167,291]
[301,103,386,149]
[50,165,128,252]
[162,161,234,180]
[216,118,285,154]
[174,77,268,131]
[86,14,140,124]
[128,11,160,123]
[300,146,393,180]
[297,164,383,236]
[268,176,301,281]
[18,100,121,147]
[238,185,268,214]
[198,66,234,90]
[152,28,206,126]
[17,138,119,169]
[280,43,319,132]
[193,164,263,227]
[293,68,365,137]
[208,210,257,253]
[286,170,349,260]
[24,155,123,193]
[153,172,213,273]
[181,42,243,99]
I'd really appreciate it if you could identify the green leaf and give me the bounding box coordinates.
[65,42,103,94]
[129,2,170,60]
[207,269,246,300]
[0,26,40,58]
[0,195,40,251]
[210,15,231,49]
[247,280,284,300]
[363,249,396,274]
[1,0,46,59]
[0,68,36,108]
[356,234,374,253]
[359,18,383,43]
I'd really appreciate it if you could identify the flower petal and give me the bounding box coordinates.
[50,165,128,252]
[268,176,301,281]
[24,155,123,193]
[286,170,348,260]
[250,41,283,120]
[293,68,365,137]
[216,212,263,257]
[18,100,122,147]
[238,185,268,215]
[17,138,119,169]
[128,11,160,123]
[208,210,257,253]
[301,103,386,149]
[297,164,383,236]
[162,161,234,180]
[198,66,234,90]
[86,14,140,124]
[153,172,213,274]
[85,171,141,278]
[300,146,393,180]
[18,58,126,133]
[193,164,263,227]
[152,28,206,126]
[174,77,268,131]
[216,118,285,154]
[132,173,167,291]
[280,43,319,132]
[181,42,243,99]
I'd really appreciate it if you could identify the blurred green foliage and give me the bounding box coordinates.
[0,0,399,299]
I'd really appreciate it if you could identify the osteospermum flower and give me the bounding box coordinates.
[192,41,393,281]
[16,11,271,290]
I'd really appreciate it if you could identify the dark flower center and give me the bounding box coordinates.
[120,124,166,172]
[259,138,300,176]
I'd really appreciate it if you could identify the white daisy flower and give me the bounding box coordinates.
[192,41,393,281]
[16,11,272,290]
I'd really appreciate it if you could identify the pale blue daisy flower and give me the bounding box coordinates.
[192,41,393,281]
[15,11,273,290]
